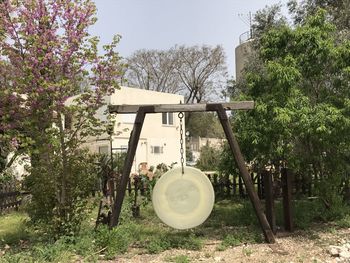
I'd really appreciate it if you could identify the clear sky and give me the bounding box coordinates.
[90,0,290,79]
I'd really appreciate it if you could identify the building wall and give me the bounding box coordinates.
[235,39,253,81]
[4,153,30,180]
[91,86,185,172]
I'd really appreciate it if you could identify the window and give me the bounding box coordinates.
[151,146,163,154]
[162,112,174,125]
[99,145,109,155]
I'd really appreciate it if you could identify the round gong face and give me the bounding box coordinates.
[152,167,215,229]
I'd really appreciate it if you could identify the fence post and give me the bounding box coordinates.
[232,174,237,196]
[238,175,244,198]
[262,170,276,234]
[281,167,294,232]
[225,174,230,197]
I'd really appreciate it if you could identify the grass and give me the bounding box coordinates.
[0,212,29,246]
[0,196,349,262]
[335,213,350,228]
[164,254,191,263]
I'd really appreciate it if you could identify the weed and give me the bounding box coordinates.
[336,213,350,228]
[95,223,138,259]
[205,199,258,228]
[242,247,253,256]
[292,199,324,229]
[0,212,29,246]
[217,234,241,251]
[1,196,348,262]
[216,225,263,251]
[146,231,203,254]
[165,254,191,263]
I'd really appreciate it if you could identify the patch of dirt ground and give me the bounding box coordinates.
[105,227,350,263]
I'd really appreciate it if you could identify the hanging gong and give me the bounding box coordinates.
[152,166,215,229]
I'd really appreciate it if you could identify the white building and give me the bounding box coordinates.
[88,86,185,172]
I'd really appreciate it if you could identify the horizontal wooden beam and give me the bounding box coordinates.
[108,101,254,114]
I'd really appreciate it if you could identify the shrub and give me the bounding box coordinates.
[196,145,221,171]
[24,150,99,237]
[146,232,203,254]
[95,223,138,259]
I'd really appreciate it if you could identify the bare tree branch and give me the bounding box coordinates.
[124,45,227,103]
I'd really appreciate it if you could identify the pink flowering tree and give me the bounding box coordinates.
[0,0,122,234]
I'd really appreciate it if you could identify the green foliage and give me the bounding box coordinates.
[1,198,350,261]
[24,150,99,236]
[288,0,350,36]
[291,199,325,229]
[229,8,350,211]
[146,232,203,254]
[0,0,123,238]
[0,213,29,246]
[217,143,237,176]
[336,213,350,228]
[196,145,221,171]
[186,112,224,138]
[95,224,137,259]
[165,255,191,263]
[252,3,287,41]
[216,226,262,251]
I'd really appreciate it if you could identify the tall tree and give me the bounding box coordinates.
[125,48,182,93]
[251,4,287,41]
[125,45,227,103]
[288,0,350,36]
[0,0,122,233]
[176,45,227,103]
[229,9,350,212]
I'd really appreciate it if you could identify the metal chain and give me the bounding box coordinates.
[178,112,185,175]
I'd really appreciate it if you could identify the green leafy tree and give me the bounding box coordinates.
[196,144,220,171]
[288,0,350,36]
[229,9,350,213]
[186,112,224,138]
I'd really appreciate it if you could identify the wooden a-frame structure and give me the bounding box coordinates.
[108,102,275,243]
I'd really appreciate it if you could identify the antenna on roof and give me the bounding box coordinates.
[238,11,253,42]
[238,11,252,28]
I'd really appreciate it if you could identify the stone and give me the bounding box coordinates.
[214,256,222,262]
[329,245,342,256]
[339,251,350,259]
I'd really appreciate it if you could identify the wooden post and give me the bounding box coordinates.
[109,106,151,228]
[262,170,276,234]
[281,167,293,232]
[214,105,275,243]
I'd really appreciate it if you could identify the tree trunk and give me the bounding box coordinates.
[58,114,68,216]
